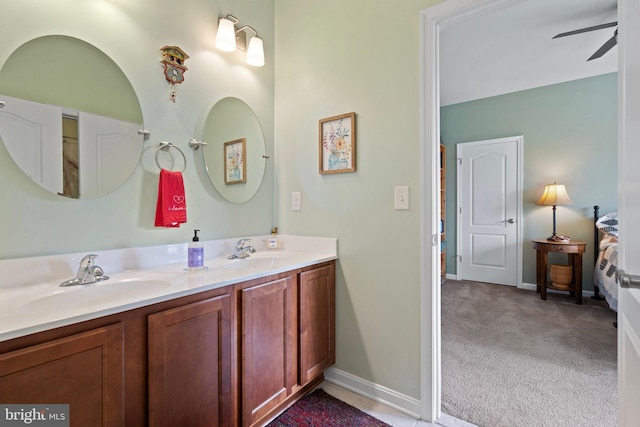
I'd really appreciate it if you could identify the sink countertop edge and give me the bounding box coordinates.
[0,244,337,343]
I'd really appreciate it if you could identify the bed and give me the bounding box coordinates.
[593,206,619,311]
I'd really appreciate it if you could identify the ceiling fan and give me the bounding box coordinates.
[553,21,618,61]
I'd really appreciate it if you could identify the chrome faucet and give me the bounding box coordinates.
[228,238,256,259]
[60,254,109,287]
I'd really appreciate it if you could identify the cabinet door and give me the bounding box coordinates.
[148,294,232,427]
[240,276,296,426]
[0,323,124,427]
[299,264,335,385]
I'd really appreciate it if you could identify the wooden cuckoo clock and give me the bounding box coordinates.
[160,45,189,102]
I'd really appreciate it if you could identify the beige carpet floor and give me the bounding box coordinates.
[441,280,618,427]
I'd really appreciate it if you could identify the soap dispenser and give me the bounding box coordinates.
[268,227,280,250]
[188,229,204,269]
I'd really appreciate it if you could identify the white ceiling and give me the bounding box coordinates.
[440,0,618,106]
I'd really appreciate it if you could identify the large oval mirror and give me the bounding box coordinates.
[202,97,266,204]
[0,35,144,199]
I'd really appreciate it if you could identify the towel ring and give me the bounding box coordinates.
[155,141,186,172]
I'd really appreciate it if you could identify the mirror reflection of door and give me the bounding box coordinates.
[0,35,144,199]
[0,94,62,194]
[0,94,143,199]
[77,111,143,198]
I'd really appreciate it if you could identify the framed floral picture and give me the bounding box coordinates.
[224,138,246,184]
[319,112,356,174]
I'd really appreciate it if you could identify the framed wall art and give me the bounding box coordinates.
[319,112,356,174]
[224,138,246,184]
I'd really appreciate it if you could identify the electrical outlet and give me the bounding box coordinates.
[394,186,409,210]
[292,192,301,211]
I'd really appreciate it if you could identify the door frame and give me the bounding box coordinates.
[420,0,527,421]
[422,0,636,423]
[618,0,640,425]
[455,136,523,287]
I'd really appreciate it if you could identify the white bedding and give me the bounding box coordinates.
[594,212,619,311]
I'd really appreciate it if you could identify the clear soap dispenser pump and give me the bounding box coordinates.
[188,229,205,270]
[268,227,281,250]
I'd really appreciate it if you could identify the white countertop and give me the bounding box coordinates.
[0,235,337,342]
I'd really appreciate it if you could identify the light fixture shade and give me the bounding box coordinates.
[537,182,574,206]
[216,17,237,52]
[246,36,264,67]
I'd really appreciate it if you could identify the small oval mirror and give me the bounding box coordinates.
[202,97,266,203]
[0,35,144,199]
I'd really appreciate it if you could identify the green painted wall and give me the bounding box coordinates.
[1,0,447,405]
[0,0,275,259]
[275,0,440,399]
[440,73,618,290]
[0,35,142,123]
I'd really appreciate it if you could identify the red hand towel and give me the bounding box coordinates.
[155,169,187,227]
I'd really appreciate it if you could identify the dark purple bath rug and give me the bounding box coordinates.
[267,388,391,427]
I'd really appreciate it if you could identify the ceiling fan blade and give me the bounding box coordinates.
[553,21,617,39]
[587,32,617,61]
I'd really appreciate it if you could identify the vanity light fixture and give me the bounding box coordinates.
[215,15,238,52]
[245,35,264,67]
[215,14,265,67]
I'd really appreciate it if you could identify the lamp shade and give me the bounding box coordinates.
[216,17,237,52]
[537,182,573,206]
[246,36,264,67]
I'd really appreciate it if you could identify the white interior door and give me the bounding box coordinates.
[617,0,640,425]
[78,112,143,198]
[0,94,62,194]
[457,136,522,286]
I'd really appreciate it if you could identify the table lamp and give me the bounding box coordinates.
[537,182,573,242]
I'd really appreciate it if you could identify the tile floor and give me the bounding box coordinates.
[318,381,477,427]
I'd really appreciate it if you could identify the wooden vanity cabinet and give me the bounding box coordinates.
[0,285,234,427]
[0,260,335,427]
[238,273,297,426]
[299,262,335,386]
[237,261,336,427]
[0,323,125,427]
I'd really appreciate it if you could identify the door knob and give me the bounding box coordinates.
[503,218,515,224]
[618,270,640,289]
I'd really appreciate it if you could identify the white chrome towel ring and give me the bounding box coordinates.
[155,141,186,172]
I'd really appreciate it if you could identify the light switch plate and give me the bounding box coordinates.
[394,186,409,210]
[292,192,301,211]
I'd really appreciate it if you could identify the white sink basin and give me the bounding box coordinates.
[222,252,282,271]
[22,275,177,313]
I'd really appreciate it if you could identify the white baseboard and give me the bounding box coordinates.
[324,367,421,419]
[519,282,594,297]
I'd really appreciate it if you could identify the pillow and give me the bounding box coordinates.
[596,212,619,237]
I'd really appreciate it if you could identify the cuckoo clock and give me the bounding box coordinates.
[160,45,189,102]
